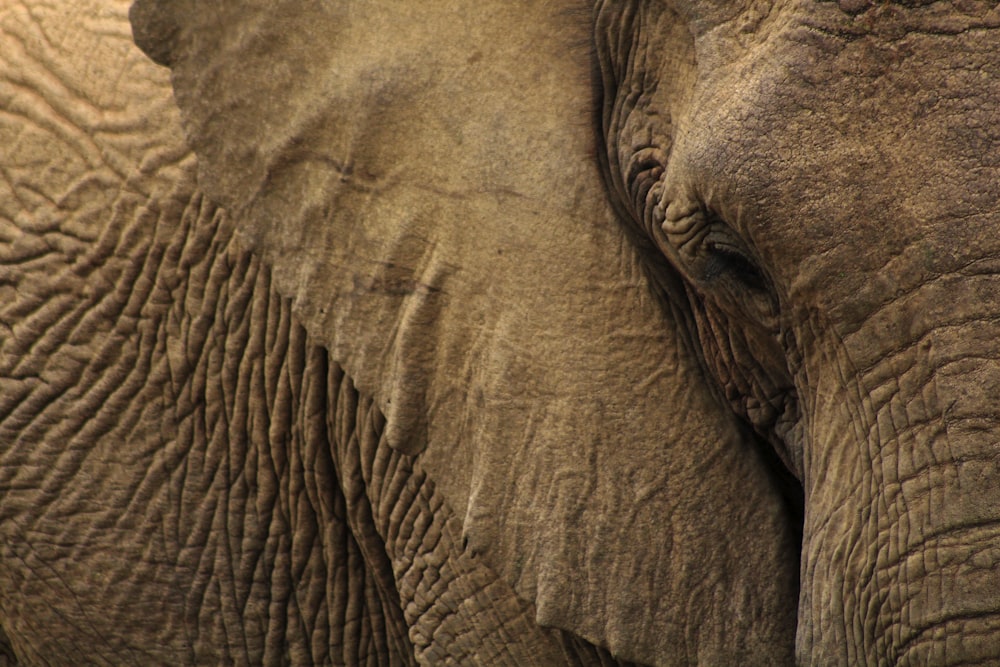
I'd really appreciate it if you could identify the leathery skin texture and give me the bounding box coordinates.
[595,0,1000,663]
[0,1,660,664]
[13,0,1000,663]
[125,0,802,664]
[1,0,796,664]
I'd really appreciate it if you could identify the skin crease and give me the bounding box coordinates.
[599,0,1000,663]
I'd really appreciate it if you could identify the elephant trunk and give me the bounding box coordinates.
[796,293,1000,664]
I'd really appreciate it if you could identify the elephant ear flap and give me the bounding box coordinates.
[129,0,442,454]
[131,3,800,663]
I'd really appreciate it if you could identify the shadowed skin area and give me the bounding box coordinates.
[0,1,797,665]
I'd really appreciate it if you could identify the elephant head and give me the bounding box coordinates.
[127,1,804,664]
[0,0,797,664]
[131,0,1000,664]
[592,0,1000,662]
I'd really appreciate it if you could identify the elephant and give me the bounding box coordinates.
[3,0,998,665]
[0,0,798,665]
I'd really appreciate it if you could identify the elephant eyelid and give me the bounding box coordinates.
[703,240,770,292]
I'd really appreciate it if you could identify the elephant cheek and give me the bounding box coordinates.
[795,316,1000,664]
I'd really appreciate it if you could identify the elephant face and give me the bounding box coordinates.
[0,0,798,664]
[6,0,993,662]
[597,0,1000,662]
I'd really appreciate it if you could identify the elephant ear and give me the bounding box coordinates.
[131,1,798,663]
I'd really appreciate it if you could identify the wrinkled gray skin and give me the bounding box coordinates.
[3,0,999,665]
[593,0,1000,664]
[1,1,796,666]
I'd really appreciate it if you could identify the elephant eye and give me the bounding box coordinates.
[655,199,779,327]
[703,240,769,292]
[682,209,780,328]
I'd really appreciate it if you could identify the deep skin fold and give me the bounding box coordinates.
[599,0,1000,663]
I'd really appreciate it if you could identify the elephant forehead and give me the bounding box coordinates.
[671,8,1000,321]
[669,0,1000,41]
